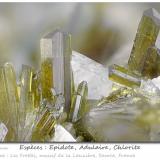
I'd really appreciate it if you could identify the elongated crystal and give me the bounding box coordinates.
[3,63,19,140]
[19,65,34,112]
[108,64,141,88]
[97,87,132,106]
[18,65,36,141]
[32,71,41,108]
[40,30,72,113]
[69,81,88,122]
[128,8,160,73]
[31,108,56,141]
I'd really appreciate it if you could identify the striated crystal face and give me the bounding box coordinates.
[1,8,160,142]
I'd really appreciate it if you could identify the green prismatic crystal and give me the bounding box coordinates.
[69,81,88,122]
[40,38,53,101]
[108,64,141,88]
[128,8,160,73]
[40,30,72,113]
[0,63,19,141]
[31,108,56,141]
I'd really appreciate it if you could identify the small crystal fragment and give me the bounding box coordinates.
[0,122,8,142]
[97,87,132,106]
[69,81,88,122]
[108,64,141,88]
[51,124,76,142]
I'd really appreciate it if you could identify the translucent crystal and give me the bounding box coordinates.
[71,51,112,99]
[0,63,19,141]
[51,124,76,142]
[128,8,160,73]
[41,30,72,113]
[18,65,35,141]
[108,64,141,88]
[0,122,8,142]
[138,79,160,103]
[69,81,88,122]
[97,87,132,106]
[31,108,56,142]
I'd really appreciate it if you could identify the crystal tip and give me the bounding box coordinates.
[143,8,160,26]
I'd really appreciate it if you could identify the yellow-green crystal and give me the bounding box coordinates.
[32,71,41,108]
[128,8,160,73]
[108,64,141,88]
[31,108,56,141]
[141,46,160,78]
[97,87,132,106]
[0,63,19,141]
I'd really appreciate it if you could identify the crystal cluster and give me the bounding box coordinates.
[1,8,160,142]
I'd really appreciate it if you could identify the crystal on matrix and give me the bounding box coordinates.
[40,30,72,113]
[2,8,160,142]
[76,98,150,141]
[128,8,160,74]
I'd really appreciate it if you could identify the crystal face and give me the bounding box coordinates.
[1,8,160,142]
[40,30,72,113]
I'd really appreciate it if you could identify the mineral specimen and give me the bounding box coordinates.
[1,8,160,142]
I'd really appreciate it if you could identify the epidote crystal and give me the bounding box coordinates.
[40,30,72,113]
[69,81,88,122]
[128,8,160,74]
